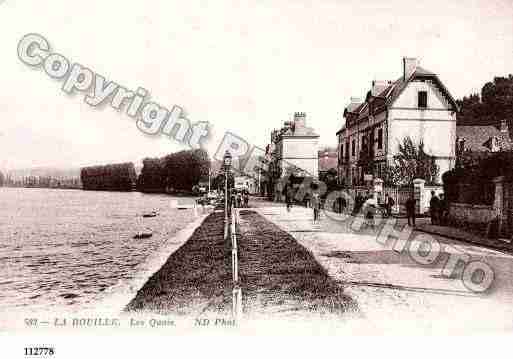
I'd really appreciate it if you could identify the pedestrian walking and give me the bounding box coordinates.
[385,193,395,218]
[429,190,440,225]
[311,191,320,222]
[439,193,448,226]
[353,193,364,215]
[243,190,249,208]
[285,185,294,212]
[405,195,416,227]
[363,195,376,229]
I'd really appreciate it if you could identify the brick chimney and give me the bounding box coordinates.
[403,57,418,81]
[293,112,306,128]
[500,119,509,133]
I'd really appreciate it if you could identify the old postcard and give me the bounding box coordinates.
[1,0,513,357]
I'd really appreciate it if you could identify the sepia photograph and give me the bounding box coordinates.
[1,0,512,357]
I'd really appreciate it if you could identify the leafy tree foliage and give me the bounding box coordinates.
[137,149,210,193]
[136,157,165,192]
[457,74,513,130]
[384,137,439,186]
[81,162,137,191]
[443,152,513,205]
[0,170,4,187]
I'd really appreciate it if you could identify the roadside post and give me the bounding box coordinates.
[231,206,242,322]
[223,150,232,239]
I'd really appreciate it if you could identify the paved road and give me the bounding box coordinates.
[254,202,513,334]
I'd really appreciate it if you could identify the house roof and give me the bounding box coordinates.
[413,66,436,76]
[336,124,346,135]
[292,125,319,137]
[278,117,319,138]
[457,125,513,152]
[340,61,460,141]
[349,66,459,118]
[384,68,459,110]
[345,102,362,113]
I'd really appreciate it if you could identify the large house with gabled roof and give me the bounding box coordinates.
[336,57,459,186]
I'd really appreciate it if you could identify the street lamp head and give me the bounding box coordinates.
[223,150,232,168]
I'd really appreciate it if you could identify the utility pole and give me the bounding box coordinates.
[257,168,261,196]
[223,151,232,240]
[208,169,211,193]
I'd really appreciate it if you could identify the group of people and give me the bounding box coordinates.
[429,191,449,226]
[231,189,250,208]
[282,184,450,228]
[284,183,322,222]
[404,190,449,227]
[351,190,452,229]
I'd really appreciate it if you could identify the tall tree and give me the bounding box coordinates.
[457,74,513,129]
[81,162,136,191]
[385,137,439,186]
[0,170,4,187]
[138,149,210,193]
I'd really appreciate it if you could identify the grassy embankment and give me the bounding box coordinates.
[125,209,357,318]
[236,210,357,317]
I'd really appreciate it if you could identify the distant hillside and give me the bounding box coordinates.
[7,166,80,178]
[6,163,143,178]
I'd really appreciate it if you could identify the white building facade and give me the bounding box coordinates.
[271,112,319,179]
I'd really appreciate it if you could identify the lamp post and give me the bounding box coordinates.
[223,150,232,239]
[208,168,211,194]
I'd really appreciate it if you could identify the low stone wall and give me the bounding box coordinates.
[449,202,496,225]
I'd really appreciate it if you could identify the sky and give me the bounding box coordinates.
[0,0,512,170]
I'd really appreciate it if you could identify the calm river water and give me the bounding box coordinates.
[0,188,197,314]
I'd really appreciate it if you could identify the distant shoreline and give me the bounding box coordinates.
[0,186,199,197]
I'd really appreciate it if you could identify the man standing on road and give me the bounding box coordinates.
[363,195,377,229]
[311,187,320,222]
[285,184,294,212]
[384,193,395,218]
[429,190,440,225]
[243,190,249,208]
[439,193,448,225]
[405,195,416,227]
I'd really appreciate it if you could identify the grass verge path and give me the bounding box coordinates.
[237,210,357,318]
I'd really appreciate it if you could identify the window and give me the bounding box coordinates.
[418,91,427,108]
[491,136,500,152]
[340,144,344,160]
[351,139,356,157]
[377,128,383,149]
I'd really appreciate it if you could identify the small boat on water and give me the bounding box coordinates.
[133,231,153,239]
[142,211,159,218]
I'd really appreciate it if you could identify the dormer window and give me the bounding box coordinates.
[418,91,428,108]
